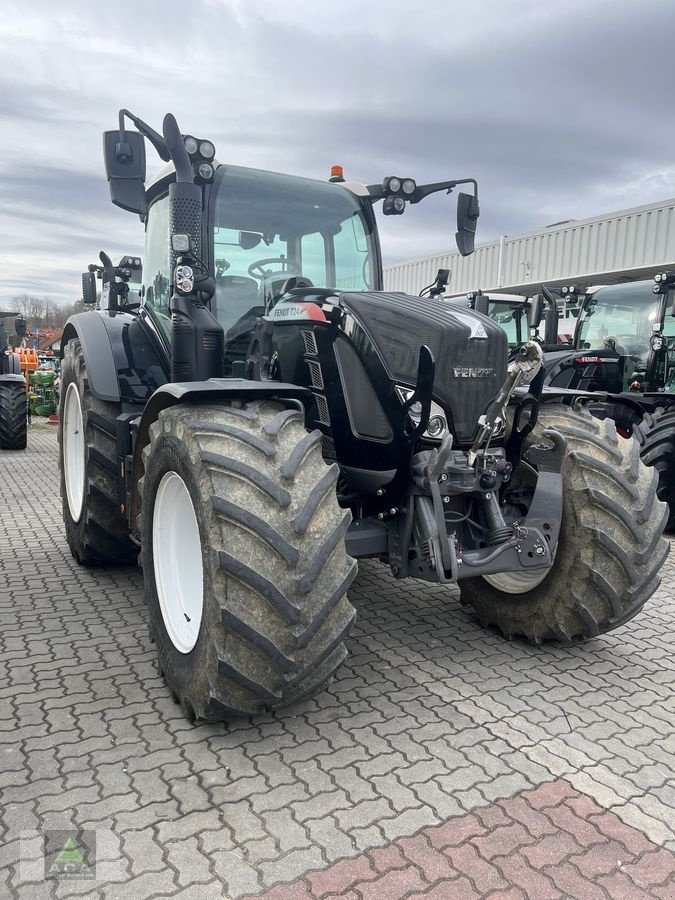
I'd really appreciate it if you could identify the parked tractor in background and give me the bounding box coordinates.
[58,109,668,721]
[0,312,28,450]
[448,286,560,350]
[542,277,675,529]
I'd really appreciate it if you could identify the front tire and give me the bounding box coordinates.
[140,401,357,719]
[459,404,669,643]
[0,381,27,450]
[634,405,675,532]
[58,339,136,566]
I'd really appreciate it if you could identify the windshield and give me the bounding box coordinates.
[577,282,660,361]
[210,165,377,335]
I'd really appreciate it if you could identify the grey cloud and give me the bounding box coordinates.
[1,0,674,303]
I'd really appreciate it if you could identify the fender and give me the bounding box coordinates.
[61,311,169,405]
[128,378,312,528]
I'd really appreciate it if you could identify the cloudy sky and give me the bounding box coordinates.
[1,0,674,305]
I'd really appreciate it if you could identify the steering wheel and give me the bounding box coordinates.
[248,258,301,280]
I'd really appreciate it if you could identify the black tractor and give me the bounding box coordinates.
[543,277,675,529]
[0,312,28,450]
[58,109,668,720]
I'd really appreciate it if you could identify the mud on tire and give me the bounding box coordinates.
[634,405,675,533]
[59,339,136,565]
[139,401,357,719]
[459,404,669,643]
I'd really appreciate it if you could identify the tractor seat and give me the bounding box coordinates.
[214,275,261,330]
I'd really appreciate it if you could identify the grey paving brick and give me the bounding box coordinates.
[305,816,359,862]
[3,432,675,899]
[164,835,213,886]
[121,828,167,875]
[259,845,325,885]
[291,790,353,823]
[334,798,397,831]
[370,773,421,813]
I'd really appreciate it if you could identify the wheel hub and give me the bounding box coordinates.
[63,383,85,522]
[153,471,204,654]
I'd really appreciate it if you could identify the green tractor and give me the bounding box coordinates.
[58,109,668,720]
[0,312,27,450]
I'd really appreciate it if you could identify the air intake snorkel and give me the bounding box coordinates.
[164,113,224,382]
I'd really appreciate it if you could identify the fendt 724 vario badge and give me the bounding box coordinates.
[58,110,669,720]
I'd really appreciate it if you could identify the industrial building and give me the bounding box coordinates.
[383,197,675,297]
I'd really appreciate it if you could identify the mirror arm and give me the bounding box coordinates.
[119,109,171,162]
[411,178,478,205]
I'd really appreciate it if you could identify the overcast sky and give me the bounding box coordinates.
[1,0,674,305]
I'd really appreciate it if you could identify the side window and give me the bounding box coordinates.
[143,195,171,334]
[301,232,327,285]
[334,213,371,290]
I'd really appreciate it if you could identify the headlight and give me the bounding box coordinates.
[402,178,416,195]
[395,385,448,440]
[387,176,401,193]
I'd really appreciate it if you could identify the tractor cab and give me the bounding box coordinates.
[546,279,675,395]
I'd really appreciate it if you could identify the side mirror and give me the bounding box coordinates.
[15,316,26,338]
[528,294,543,330]
[456,191,480,257]
[82,272,97,305]
[474,293,489,315]
[103,130,147,216]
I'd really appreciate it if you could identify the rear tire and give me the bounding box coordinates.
[634,405,675,532]
[58,339,136,566]
[0,381,27,450]
[139,401,357,719]
[459,404,669,643]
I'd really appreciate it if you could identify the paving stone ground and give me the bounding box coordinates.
[1,427,674,900]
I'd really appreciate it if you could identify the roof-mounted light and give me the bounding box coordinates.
[184,136,199,156]
[199,140,215,159]
[198,162,214,181]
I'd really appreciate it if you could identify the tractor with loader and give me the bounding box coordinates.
[58,109,669,720]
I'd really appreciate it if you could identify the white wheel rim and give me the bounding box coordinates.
[153,471,204,654]
[482,546,557,595]
[63,383,85,522]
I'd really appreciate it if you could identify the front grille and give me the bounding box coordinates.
[314,394,330,426]
[307,360,324,390]
[302,330,318,355]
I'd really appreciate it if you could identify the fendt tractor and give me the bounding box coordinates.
[450,287,561,350]
[58,110,668,720]
[542,278,675,529]
[0,311,28,450]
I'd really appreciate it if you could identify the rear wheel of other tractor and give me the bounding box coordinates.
[459,404,668,643]
[0,381,27,450]
[139,401,357,720]
[634,405,675,533]
[58,338,136,566]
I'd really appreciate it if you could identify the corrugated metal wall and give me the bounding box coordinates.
[383,198,675,295]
